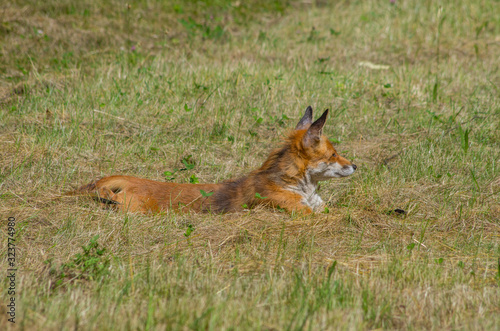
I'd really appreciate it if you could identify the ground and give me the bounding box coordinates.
[0,0,499,329]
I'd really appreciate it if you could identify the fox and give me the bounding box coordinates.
[74,106,357,214]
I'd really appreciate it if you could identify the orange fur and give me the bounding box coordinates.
[74,106,357,214]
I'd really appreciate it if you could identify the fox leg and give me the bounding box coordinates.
[265,190,313,214]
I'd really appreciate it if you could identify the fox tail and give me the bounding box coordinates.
[66,180,121,205]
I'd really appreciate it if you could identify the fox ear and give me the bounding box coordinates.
[303,109,328,147]
[295,106,313,130]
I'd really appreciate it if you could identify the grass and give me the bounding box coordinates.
[1,0,499,329]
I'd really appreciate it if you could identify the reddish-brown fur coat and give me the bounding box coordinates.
[75,107,356,214]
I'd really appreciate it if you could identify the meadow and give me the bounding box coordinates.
[1,0,499,329]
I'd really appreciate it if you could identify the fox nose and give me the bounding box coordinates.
[352,164,357,170]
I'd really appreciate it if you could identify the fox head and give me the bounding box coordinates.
[295,106,357,181]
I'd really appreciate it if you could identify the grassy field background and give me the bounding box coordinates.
[1,0,499,329]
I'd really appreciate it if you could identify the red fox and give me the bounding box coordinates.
[75,106,356,214]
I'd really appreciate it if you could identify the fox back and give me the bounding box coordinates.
[74,106,356,214]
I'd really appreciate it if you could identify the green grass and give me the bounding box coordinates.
[1,0,499,329]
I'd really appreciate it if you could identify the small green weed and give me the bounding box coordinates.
[46,235,110,288]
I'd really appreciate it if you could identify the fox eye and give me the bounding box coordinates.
[331,153,337,158]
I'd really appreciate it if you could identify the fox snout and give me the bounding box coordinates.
[308,160,356,180]
[338,162,357,177]
[345,163,357,172]
[344,164,357,170]
[343,163,357,176]
[336,156,357,177]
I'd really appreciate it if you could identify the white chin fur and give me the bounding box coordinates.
[308,162,355,181]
